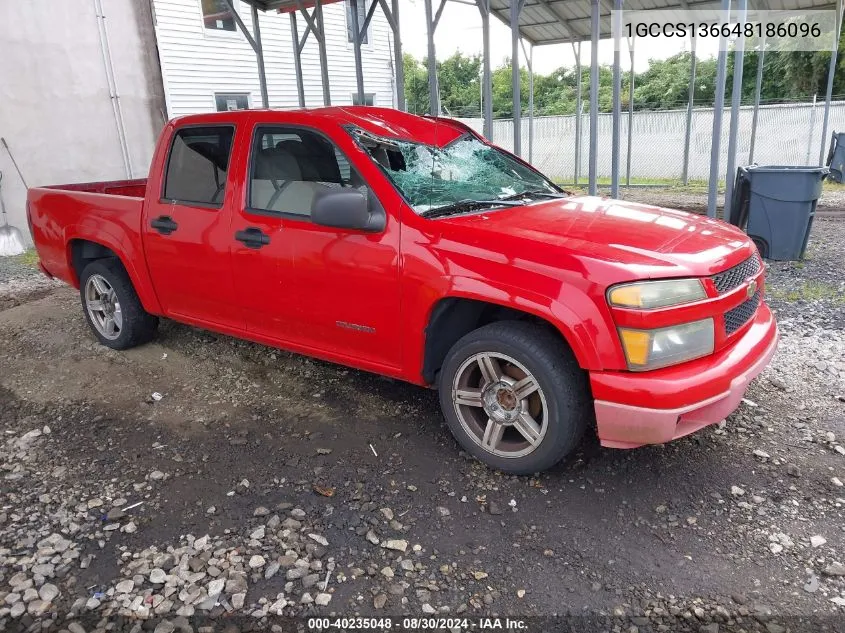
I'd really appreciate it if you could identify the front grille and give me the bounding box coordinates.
[711,255,761,294]
[724,289,761,335]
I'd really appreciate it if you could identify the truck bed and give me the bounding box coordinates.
[28,178,149,290]
[41,178,148,198]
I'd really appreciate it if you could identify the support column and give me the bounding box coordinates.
[707,0,731,218]
[528,44,534,163]
[316,1,331,105]
[573,42,582,184]
[478,0,493,138]
[511,1,522,156]
[748,36,765,163]
[588,0,599,195]
[819,0,843,165]
[424,0,439,115]
[626,35,635,186]
[611,0,622,199]
[682,34,697,184]
[391,0,405,111]
[290,13,305,107]
[251,5,269,108]
[351,0,365,103]
[724,0,747,220]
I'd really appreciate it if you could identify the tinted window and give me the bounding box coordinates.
[215,93,249,111]
[346,0,369,44]
[249,127,367,217]
[163,126,234,206]
[202,0,236,31]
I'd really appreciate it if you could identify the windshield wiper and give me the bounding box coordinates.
[420,198,525,219]
[499,189,570,201]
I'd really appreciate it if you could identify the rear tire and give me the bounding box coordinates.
[438,321,591,474]
[79,259,158,350]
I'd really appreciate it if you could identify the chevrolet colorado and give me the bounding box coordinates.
[27,107,779,473]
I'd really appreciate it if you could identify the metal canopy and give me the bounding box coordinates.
[490,0,836,46]
[237,0,344,12]
[222,0,404,110]
[223,0,840,219]
[480,0,842,215]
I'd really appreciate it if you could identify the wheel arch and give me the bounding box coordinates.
[64,231,162,315]
[421,295,593,384]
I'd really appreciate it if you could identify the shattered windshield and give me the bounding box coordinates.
[349,128,563,216]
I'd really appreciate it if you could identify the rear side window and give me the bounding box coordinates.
[163,126,234,206]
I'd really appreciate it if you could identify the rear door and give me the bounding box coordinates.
[143,123,243,330]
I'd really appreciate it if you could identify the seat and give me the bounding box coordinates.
[251,147,301,211]
[251,146,331,215]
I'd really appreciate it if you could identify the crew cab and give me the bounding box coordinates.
[28,107,778,474]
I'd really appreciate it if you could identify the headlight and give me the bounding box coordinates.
[618,318,714,371]
[608,278,706,309]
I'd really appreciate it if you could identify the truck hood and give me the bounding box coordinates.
[435,195,756,279]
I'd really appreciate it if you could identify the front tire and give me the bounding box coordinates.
[438,321,591,474]
[79,259,158,350]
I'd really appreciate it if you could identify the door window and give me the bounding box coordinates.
[248,127,367,218]
[163,126,234,207]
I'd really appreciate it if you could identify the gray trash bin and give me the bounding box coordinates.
[729,165,828,261]
[825,131,845,183]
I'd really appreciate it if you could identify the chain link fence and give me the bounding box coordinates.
[458,100,845,184]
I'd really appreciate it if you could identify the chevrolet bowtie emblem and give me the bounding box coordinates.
[747,280,758,298]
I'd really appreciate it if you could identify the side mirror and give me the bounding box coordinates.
[311,188,385,232]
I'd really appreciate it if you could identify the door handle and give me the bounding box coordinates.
[235,227,271,249]
[151,215,178,235]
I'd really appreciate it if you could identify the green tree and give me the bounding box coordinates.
[404,53,429,115]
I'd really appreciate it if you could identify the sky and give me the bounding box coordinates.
[396,0,724,75]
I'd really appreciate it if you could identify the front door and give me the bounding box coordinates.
[233,123,402,370]
[143,124,243,330]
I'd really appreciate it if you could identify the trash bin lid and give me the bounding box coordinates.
[744,165,829,175]
[742,165,828,202]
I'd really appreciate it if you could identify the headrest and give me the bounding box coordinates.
[254,147,301,180]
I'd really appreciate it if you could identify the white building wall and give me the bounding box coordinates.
[152,0,397,117]
[0,0,166,245]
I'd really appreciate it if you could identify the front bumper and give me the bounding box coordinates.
[591,303,779,448]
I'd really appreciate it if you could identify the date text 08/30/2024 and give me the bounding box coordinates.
[308,617,528,630]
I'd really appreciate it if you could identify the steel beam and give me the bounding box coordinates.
[350,0,365,103]
[724,0,747,219]
[682,34,697,184]
[390,0,405,110]
[223,0,270,108]
[251,5,269,108]
[819,0,843,165]
[511,1,523,156]
[588,0,599,195]
[748,36,765,163]
[611,0,622,198]
[478,0,493,138]
[296,0,331,105]
[707,0,731,218]
[529,44,534,163]
[574,42,582,184]
[290,13,305,107]
[315,1,331,105]
[626,35,634,186]
[424,0,440,115]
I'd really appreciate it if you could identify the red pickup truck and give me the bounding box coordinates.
[28,107,778,473]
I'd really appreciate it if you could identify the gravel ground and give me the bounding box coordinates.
[0,221,843,633]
